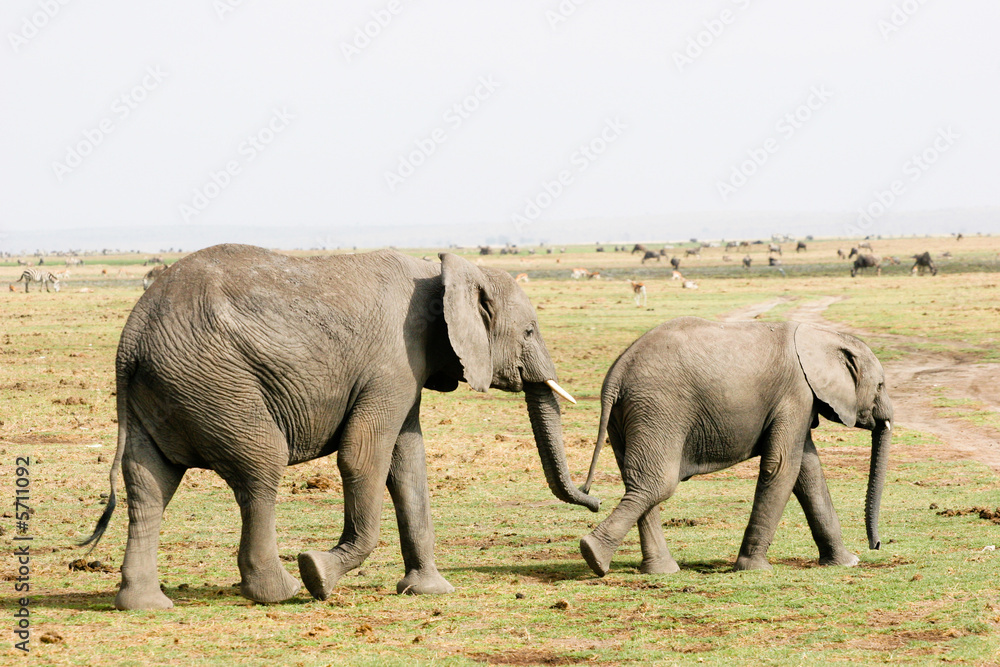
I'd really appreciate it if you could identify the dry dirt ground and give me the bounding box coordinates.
[724,296,1000,473]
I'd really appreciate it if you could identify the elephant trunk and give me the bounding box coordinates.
[865,418,892,550]
[523,382,601,513]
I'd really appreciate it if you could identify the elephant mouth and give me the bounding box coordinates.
[513,368,576,404]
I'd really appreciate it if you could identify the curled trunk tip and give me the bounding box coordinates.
[524,383,600,512]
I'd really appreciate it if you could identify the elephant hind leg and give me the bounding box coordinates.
[581,481,678,577]
[299,408,398,600]
[581,430,681,577]
[215,428,300,604]
[116,425,186,610]
[637,503,680,574]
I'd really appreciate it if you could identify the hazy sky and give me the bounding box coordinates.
[2,1,999,248]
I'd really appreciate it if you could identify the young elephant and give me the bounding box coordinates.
[579,317,892,577]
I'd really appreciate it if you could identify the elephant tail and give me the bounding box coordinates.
[79,352,133,552]
[580,377,619,495]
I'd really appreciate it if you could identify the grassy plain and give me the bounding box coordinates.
[1,235,999,665]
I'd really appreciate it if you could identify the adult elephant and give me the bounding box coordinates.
[82,244,599,610]
[578,317,892,577]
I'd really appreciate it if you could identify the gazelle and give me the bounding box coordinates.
[515,273,529,283]
[629,280,646,306]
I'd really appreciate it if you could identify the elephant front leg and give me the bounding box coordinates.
[793,435,858,567]
[386,407,454,595]
[734,436,804,571]
[298,419,396,601]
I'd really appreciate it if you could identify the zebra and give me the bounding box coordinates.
[14,269,61,292]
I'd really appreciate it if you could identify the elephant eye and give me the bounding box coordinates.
[525,326,534,338]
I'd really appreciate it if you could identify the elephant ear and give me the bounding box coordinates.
[794,323,878,428]
[439,253,493,392]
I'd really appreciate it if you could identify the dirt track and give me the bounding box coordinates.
[723,296,1000,474]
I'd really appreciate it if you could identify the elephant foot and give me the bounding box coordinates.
[640,556,680,575]
[396,568,455,595]
[580,534,612,577]
[733,554,773,571]
[240,565,301,604]
[819,551,859,567]
[115,583,174,611]
[297,550,351,601]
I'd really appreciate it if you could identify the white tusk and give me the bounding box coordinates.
[545,379,576,404]
[885,421,891,430]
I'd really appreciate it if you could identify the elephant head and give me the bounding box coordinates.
[794,324,893,550]
[439,253,600,512]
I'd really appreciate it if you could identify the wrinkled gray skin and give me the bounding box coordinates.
[83,244,598,610]
[578,317,892,577]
